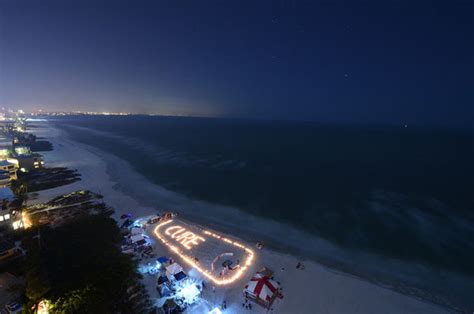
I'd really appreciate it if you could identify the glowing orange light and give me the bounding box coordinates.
[164,224,206,249]
[154,220,254,285]
[22,212,32,228]
[37,300,50,314]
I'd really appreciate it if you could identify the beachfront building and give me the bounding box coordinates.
[0,187,17,229]
[13,121,26,133]
[0,145,12,160]
[0,121,14,134]
[0,160,18,181]
[6,146,44,172]
[13,133,36,146]
[0,143,15,186]
[0,171,11,188]
[0,135,13,163]
[0,142,45,173]
[7,153,44,172]
[13,146,31,156]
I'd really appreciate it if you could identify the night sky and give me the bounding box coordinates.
[1,0,473,127]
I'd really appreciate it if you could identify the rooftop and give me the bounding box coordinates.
[0,187,14,201]
[0,160,14,167]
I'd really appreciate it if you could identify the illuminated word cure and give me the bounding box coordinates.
[154,219,255,285]
[165,225,206,249]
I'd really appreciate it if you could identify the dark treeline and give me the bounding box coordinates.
[22,214,154,313]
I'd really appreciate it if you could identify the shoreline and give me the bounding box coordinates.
[30,121,452,313]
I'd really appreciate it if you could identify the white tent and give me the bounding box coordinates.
[130,227,144,236]
[130,234,145,243]
[166,262,183,276]
[166,262,185,282]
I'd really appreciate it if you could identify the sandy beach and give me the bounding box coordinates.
[27,121,448,314]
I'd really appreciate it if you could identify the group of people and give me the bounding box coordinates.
[296,261,305,270]
[242,298,253,310]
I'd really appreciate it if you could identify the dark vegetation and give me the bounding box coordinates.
[1,126,152,312]
[22,214,154,313]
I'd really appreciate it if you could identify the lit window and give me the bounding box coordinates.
[0,216,3,221]
[4,214,10,220]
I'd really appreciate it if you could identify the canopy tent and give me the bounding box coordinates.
[130,234,145,244]
[130,227,145,236]
[166,262,184,282]
[166,262,183,275]
[244,272,280,309]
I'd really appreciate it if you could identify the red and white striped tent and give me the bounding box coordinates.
[244,273,280,308]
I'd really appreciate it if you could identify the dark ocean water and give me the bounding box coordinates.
[50,115,473,309]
